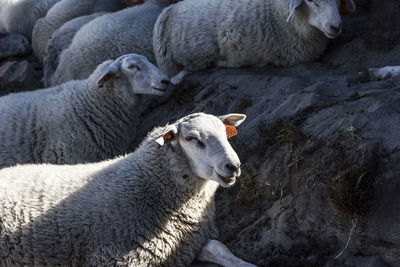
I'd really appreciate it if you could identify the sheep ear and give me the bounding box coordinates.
[219,113,246,127]
[132,0,144,6]
[287,0,303,22]
[97,60,121,88]
[341,0,356,14]
[156,125,178,148]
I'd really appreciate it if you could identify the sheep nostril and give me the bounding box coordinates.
[330,23,341,33]
[161,79,171,86]
[225,163,239,173]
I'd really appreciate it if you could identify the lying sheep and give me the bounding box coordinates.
[359,65,400,81]
[0,0,61,38]
[42,12,106,87]
[31,0,124,62]
[0,53,170,168]
[0,112,256,267]
[153,0,356,82]
[49,0,179,86]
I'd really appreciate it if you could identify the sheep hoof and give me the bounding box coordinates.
[197,239,258,267]
[358,70,372,82]
[359,66,400,82]
[171,70,189,85]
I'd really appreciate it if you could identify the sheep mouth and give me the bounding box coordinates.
[216,172,236,186]
[152,86,167,92]
[324,30,341,39]
[152,86,167,94]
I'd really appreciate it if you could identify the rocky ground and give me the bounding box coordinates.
[1,0,400,266]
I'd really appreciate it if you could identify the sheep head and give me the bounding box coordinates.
[156,113,246,187]
[287,0,356,39]
[97,53,170,96]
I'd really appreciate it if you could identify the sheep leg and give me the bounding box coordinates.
[171,70,189,84]
[197,239,258,267]
[359,66,400,81]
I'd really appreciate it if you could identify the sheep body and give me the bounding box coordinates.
[0,54,169,168]
[49,0,173,86]
[360,65,400,81]
[31,0,124,62]
[42,12,106,87]
[0,118,220,266]
[0,0,61,38]
[153,0,337,77]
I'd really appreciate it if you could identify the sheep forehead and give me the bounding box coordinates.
[178,114,226,139]
[121,54,149,66]
[317,0,340,8]
[309,0,337,4]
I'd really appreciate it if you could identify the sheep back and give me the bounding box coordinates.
[0,61,140,168]
[0,0,61,38]
[43,12,106,87]
[154,0,329,77]
[50,2,164,86]
[0,128,218,266]
[32,0,123,62]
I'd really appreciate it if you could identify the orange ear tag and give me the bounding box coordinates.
[132,0,144,6]
[223,122,237,139]
[340,1,349,16]
[164,132,173,142]
[157,132,173,149]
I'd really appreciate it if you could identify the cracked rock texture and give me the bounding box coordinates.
[0,0,399,266]
[133,1,400,266]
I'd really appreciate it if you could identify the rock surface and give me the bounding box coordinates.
[0,57,43,95]
[132,1,400,266]
[0,32,31,60]
[0,0,400,266]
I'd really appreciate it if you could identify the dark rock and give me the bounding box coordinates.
[0,59,42,95]
[0,32,31,60]
[132,1,400,265]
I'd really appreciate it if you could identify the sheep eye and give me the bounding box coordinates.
[307,0,313,2]
[185,136,196,142]
[128,64,141,71]
[185,136,206,148]
[197,140,206,148]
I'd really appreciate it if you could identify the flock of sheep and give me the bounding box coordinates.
[0,0,397,265]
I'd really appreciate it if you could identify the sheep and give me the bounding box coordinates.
[153,0,356,83]
[0,0,61,38]
[31,0,124,62]
[0,53,171,168]
[48,0,179,86]
[0,112,257,267]
[359,65,400,81]
[42,12,106,87]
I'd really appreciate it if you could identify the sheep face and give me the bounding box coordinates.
[289,0,356,39]
[157,113,246,187]
[97,54,170,95]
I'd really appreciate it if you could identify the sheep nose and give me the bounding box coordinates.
[161,79,171,86]
[225,163,240,173]
[329,23,342,34]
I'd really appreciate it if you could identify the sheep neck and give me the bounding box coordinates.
[90,133,219,265]
[79,80,140,156]
[268,0,329,65]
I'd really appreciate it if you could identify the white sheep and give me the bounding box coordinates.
[0,112,256,267]
[359,65,400,81]
[0,0,61,38]
[48,0,178,86]
[42,12,106,87]
[31,0,124,62]
[153,0,356,83]
[0,53,171,168]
